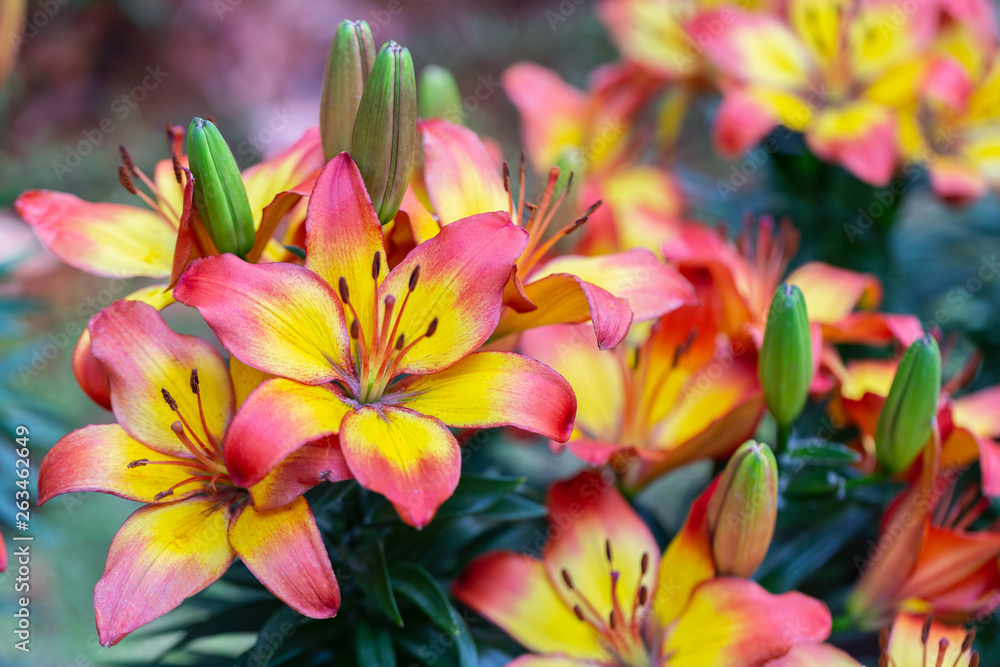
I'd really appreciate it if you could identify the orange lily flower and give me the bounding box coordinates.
[407,119,695,349]
[847,446,1000,629]
[692,0,940,185]
[502,62,686,256]
[16,126,324,409]
[520,303,763,489]
[38,301,346,646]
[175,154,576,527]
[453,471,831,666]
[770,614,980,666]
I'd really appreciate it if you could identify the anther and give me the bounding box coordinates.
[608,610,616,630]
[338,276,350,303]
[561,569,573,589]
[573,605,585,621]
[154,489,175,501]
[963,630,976,652]
[970,653,979,667]
[190,369,200,395]
[426,317,438,338]
[409,264,421,292]
[372,252,381,280]
[922,614,933,643]
[350,319,360,339]
[395,334,406,350]
[605,539,613,563]
[502,162,511,192]
[172,153,183,184]
[638,585,648,605]
[127,459,149,468]
[161,388,178,411]
[640,552,649,574]
[119,145,138,175]
[118,166,138,194]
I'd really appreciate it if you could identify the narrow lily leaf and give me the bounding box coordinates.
[477,495,548,521]
[241,606,309,667]
[391,563,457,633]
[785,439,862,466]
[357,621,397,667]
[436,475,526,517]
[361,537,403,626]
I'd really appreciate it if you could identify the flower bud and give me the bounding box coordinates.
[707,440,778,578]
[351,40,417,224]
[759,283,813,426]
[186,118,255,257]
[875,334,942,473]
[418,65,464,124]
[320,19,376,159]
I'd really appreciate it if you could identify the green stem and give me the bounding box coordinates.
[830,614,854,633]
[775,421,790,456]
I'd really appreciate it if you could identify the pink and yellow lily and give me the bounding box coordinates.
[175,154,576,528]
[453,470,831,666]
[16,126,324,408]
[405,119,695,349]
[520,302,763,489]
[693,0,939,185]
[38,301,346,646]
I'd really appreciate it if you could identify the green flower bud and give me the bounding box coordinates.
[759,283,813,427]
[186,118,255,258]
[707,440,778,578]
[320,20,376,160]
[351,40,417,225]
[418,65,464,125]
[875,334,942,473]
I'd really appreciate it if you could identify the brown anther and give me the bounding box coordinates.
[502,162,511,192]
[409,265,421,292]
[190,369,200,395]
[564,171,575,194]
[573,605,585,621]
[605,539,612,563]
[154,489,175,501]
[172,153,183,184]
[583,199,603,217]
[640,552,649,575]
[922,614,934,643]
[161,388,178,411]
[350,319,360,339]
[638,585,648,605]
[118,166,138,194]
[561,569,573,590]
[963,630,976,652]
[426,317,438,338]
[395,334,406,351]
[119,145,138,175]
[127,459,149,468]
[608,610,616,630]
[338,277,350,303]
[970,652,979,667]
[372,252,381,280]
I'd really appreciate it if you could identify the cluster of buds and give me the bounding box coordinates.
[320,20,416,224]
[708,439,779,578]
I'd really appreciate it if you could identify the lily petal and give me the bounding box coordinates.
[787,262,882,325]
[806,103,897,186]
[545,471,661,624]
[339,405,461,528]
[174,254,351,385]
[304,153,386,342]
[94,498,235,646]
[765,644,860,667]
[16,190,176,278]
[249,436,352,510]
[421,119,508,224]
[228,495,340,618]
[452,551,607,660]
[666,578,831,667]
[90,301,233,459]
[224,378,352,488]
[653,481,716,624]
[39,424,202,505]
[503,63,587,171]
[394,351,575,441]
[886,613,975,667]
[377,213,528,375]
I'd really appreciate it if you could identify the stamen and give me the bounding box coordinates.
[408,265,421,292]
[640,552,649,574]
[170,421,221,470]
[922,614,933,667]
[970,654,979,667]
[935,638,948,667]
[128,459,148,468]
[190,368,222,456]
[573,605,585,621]
[172,153,184,184]
[638,586,648,605]
[426,317,438,337]
[561,569,573,589]
[520,200,599,273]
[153,474,217,501]
[605,539,613,563]
[338,277,350,303]
[609,610,617,630]
[118,166,138,194]
[372,252,381,280]
[190,368,200,395]
[351,320,360,339]
[161,388,178,411]
[395,334,406,350]
[119,145,138,175]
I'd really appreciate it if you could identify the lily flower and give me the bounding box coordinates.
[520,303,763,489]
[174,154,576,528]
[16,125,324,409]
[692,0,939,185]
[38,301,346,646]
[409,119,695,349]
[770,614,980,666]
[453,470,831,666]
[847,443,1000,629]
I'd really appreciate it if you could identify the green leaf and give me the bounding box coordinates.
[360,537,404,626]
[448,607,478,667]
[236,607,307,667]
[477,494,547,521]
[391,563,457,633]
[357,621,397,667]
[785,440,861,466]
[436,475,526,517]
[284,244,307,260]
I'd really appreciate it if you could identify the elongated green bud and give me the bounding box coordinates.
[708,440,778,578]
[759,283,813,427]
[352,40,416,224]
[418,65,464,124]
[320,20,376,159]
[186,118,255,258]
[876,334,942,473]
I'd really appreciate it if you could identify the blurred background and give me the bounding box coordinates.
[2,0,1000,665]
